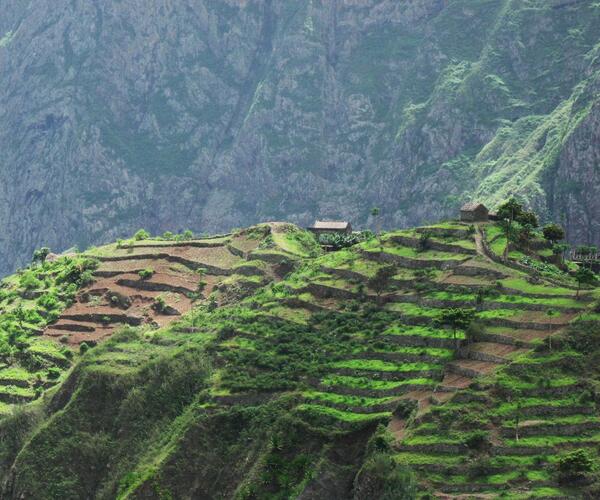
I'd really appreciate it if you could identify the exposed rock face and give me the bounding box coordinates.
[1,0,599,275]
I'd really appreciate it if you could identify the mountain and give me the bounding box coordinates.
[1,0,600,276]
[0,220,598,498]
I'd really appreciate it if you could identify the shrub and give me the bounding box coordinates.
[556,449,594,484]
[353,452,417,500]
[543,223,566,243]
[134,229,150,241]
[37,293,59,311]
[47,367,61,379]
[20,272,42,291]
[153,296,167,313]
[417,232,431,252]
[466,458,494,479]
[79,342,91,355]
[465,321,485,344]
[516,211,538,228]
[317,232,367,250]
[392,399,418,420]
[32,247,50,265]
[368,265,397,299]
[464,430,491,452]
[138,268,154,280]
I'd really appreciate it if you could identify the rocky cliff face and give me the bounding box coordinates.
[1,0,599,275]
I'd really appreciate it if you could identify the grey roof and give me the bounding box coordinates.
[312,221,350,230]
[461,202,487,212]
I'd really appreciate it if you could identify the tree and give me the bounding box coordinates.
[438,308,476,347]
[552,243,570,257]
[516,210,538,228]
[371,207,383,249]
[367,265,396,303]
[514,402,522,442]
[417,232,431,253]
[14,305,26,330]
[32,247,50,266]
[575,266,596,298]
[498,219,520,260]
[518,223,535,253]
[543,223,565,243]
[496,197,523,222]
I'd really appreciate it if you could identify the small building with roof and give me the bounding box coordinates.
[460,203,489,222]
[308,220,353,235]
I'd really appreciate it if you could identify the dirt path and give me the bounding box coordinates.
[474,224,495,263]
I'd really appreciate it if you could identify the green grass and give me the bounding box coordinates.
[394,452,465,466]
[0,385,35,398]
[476,308,521,319]
[27,339,70,362]
[502,414,600,428]
[385,325,465,340]
[376,245,467,261]
[385,303,443,318]
[271,226,321,257]
[302,391,394,407]
[502,433,600,447]
[495,374,578,391]
[330,359,441,373]
[401,435,462,446]
[353,346,454,359]
[320,375,436,391]
[295,403,390,422]
[491,397,582,417]
[427,290,583,308]
[421,222,471,231]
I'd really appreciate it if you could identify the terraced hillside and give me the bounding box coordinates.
[0,224,315,417]
[0,255,98,415]
[0,221,598,499]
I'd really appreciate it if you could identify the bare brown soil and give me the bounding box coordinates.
[43,241,247,346]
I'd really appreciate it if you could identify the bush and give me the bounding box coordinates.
[464,430,491,452]
[153,296,167,313]
[543,223,566,243]
[317,232,367,250]
[20,272,43,291]
[47,367,61,379]
[467,458,494,479]
[138,268,154,280]
[134,229,150,241]
[417,232,431,252]
[353,452,417,500]
[79,342,91,355]
[37,293,59,311]
[392,399,418,420]
[516,211,538,228]
[556,449,594,484]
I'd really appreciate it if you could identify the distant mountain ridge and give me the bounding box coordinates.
[1,0,599,276]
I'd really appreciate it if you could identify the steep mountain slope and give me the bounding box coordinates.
[1,0,600,276]
[0,221,598,498]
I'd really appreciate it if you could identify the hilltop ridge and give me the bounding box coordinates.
[0,219,598,498]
